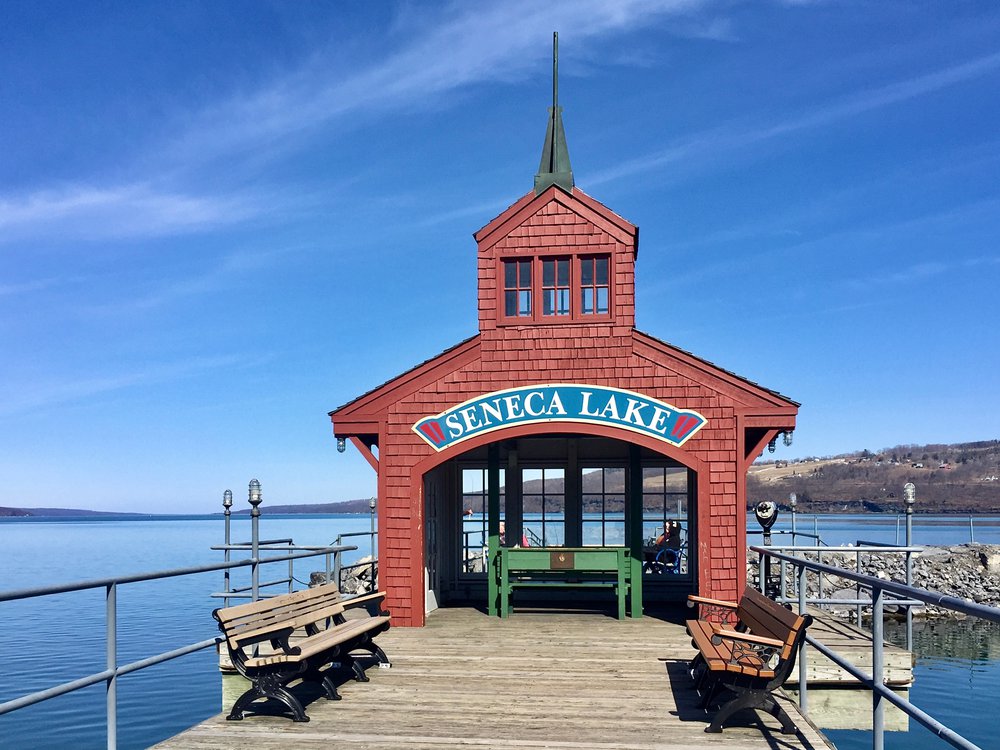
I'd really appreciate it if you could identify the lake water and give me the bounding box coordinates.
[1,513,998,749]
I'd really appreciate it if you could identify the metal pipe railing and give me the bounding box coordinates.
[753,545,999,750]
[0,544,354,748]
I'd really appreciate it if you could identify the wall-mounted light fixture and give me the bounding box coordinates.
[337,437,347,453]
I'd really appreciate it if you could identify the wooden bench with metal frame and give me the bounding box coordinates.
[213,583,391,722]
[685,586,812,734]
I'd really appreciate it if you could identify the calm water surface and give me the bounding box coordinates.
[1,513,998,749]
[0,514,374,749]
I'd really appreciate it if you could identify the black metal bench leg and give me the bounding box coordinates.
[762,693,797,734]
[354,640,392,667]
[271,684,310,722]
[227,674,309,723]
[706,690,757,733]
[698,677,720,709]
[304,669,342,701]
[346,655,369,682]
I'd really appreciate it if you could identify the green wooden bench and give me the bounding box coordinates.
[496,546,633,619]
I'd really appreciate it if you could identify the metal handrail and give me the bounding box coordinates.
[333,529,378,592]
[0,544,355,749]
[753,545,999,750]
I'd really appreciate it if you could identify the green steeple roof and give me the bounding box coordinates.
[534,32,574,195]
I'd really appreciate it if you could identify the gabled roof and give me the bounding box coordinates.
[633,329,800,409]
[474,185,638,256]
[330,334,480,418]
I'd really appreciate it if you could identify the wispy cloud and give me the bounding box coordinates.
[588,51,1000,186]
[846,255,1000,292]
[166,0,719,166]
[0,183,263,243]
[82,245,306,315]
[2,0,721,244]
[0,276,75,298]
[0,354,258,417]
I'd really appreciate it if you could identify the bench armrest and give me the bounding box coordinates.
[710,628,784,650]
[231,625,296,653]
[342,591,390,618]
[686,595,738,610]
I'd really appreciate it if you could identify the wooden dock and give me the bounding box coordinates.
[155,605,833,750]
[787,611,914,686]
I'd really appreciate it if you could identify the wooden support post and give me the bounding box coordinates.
[628,444,643,618]
[487,443,501,617]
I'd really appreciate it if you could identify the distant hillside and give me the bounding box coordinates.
[749,439,1000,513]
[233,498,375,515]
[0,506,147,518]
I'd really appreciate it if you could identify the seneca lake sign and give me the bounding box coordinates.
[412,384,707,452]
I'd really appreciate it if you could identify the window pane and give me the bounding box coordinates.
[581,258,593,286]
[557,288,570,315]
[557,259,570,285]
[543,289,554,316]
[542,259,554,287]
[519,259,531,286]
[505,290,517,317]
[460,468,506,576]
[597,287,609,314]
[596,257,609,285]
[582,287,594,314]
[504,261,516,288]
[518,290,531,316]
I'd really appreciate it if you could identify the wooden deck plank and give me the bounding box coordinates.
[784,611,913,686]
[156,606,834,750]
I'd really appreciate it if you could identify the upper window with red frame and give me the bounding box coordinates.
[500,253,611,323]
[580,256,610,316]
[541,258,571,317]
[503,259,532,317]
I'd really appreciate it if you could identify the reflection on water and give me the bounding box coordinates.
[823,618,1000,750]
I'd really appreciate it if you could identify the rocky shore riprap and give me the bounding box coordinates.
[310,555,377,594]
[749,543,1000,617]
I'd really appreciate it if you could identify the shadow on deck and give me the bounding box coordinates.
[155,605,834,750]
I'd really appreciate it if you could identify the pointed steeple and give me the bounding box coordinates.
[534,32,574,195]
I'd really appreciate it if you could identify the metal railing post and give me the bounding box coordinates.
[370,497,377,590]
[856,549,863,624]
[816,548,823,611]
[333,534,343,590]
[798,562,808,715]
[872,584,885,750]
[758,549,766,593]
[106,582,117,750]
[248,479,262,602]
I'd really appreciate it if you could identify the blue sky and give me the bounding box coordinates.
[2,1,998,513]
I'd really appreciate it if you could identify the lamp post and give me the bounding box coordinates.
[222,489,233,607]
[789,492,797,546]
[248,479,262,602]
[903,482,916,651]
[369,497,377,591]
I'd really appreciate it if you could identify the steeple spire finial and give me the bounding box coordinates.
[534,32,574,195]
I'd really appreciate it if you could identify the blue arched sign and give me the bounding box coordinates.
[413,384,706,452]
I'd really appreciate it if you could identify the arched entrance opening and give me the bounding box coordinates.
[416,428,705,617]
